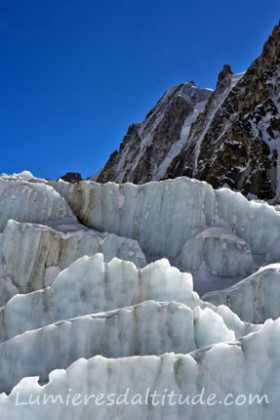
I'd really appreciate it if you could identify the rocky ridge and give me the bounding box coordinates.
[95,22,280,201]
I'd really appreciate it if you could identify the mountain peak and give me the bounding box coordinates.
[95,22,280,200]
[215,64,234,91]
[260,21,280,67]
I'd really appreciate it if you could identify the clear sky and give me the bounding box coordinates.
[0,0,279,179]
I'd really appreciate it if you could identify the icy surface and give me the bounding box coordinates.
[0,178,73,232]
[0,220,146,306]
[0,170,35,181]
[50,178,215,258]
[0,255,199,341]
[50,177,280,291]
[204,263,280,323]
[0,171,279,419]
[1,318,279,419]
[180,226,254,277]
[0,300,236,394]
[0,253,255,344]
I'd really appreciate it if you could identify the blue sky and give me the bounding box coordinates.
[0,0,279,179]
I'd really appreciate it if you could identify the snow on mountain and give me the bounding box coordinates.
[96,22,280,201]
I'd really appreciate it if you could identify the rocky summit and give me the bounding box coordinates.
[95,22,280,201]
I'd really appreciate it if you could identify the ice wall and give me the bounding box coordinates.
[50,178,215,258]
[0,178,73,232]
[204,264,280,323]
[50,177,280,278]
[1,318,279,420]
[0,172,279,420]
[0,219,146,305]
[0,300,235,395]
[0,254,254,343]
[0,254,198,341]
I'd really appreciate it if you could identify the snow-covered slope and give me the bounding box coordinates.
[95,22,280,201]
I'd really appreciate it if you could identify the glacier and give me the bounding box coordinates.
[49,176,280,293]
[0,254,197,341]
[1,318,279,420]
[0,172,279,419]
[0,219,146,306]
[0,253,256,344]
[0,300,239,395]
[204,263,280,323]
[0,176,73,232]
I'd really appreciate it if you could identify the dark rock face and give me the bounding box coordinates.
[59,173,83,183]
[169,22,280,200]
[96,22,280,201]
[96,83,212,184]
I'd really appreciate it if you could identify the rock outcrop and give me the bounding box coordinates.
[95,83,212,183]
[95,22,280,201]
